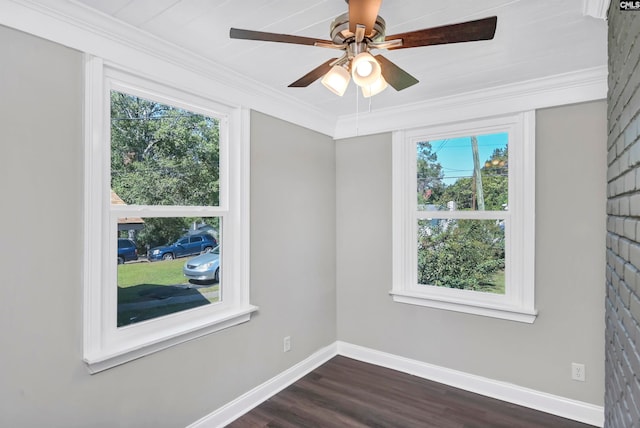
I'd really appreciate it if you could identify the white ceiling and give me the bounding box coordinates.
[68,0,608,119]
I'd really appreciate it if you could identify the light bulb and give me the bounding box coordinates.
[355,60,373,77]
[351,52,382,87]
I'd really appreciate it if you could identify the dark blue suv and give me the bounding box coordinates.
[148,233,217,261]
[117,238,138,264]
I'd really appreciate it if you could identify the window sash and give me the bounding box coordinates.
[391,112,536,323]
[107,77,230,211]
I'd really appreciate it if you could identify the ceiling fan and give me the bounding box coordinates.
[230,0,497,98]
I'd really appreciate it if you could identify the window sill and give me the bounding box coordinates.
[84,305,258,373]
[390,291,537,323]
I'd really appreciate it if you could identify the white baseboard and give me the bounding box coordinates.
[186,342,338,428]
[337,341,604,427]
[187,341,604,428]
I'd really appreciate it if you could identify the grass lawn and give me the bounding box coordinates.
[118,258,187,288]
[117,259,219,327]
[476,270,506,294]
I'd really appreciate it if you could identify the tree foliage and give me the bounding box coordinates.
[416,142,445,205]
[110,92,220,248]
[438,174,507,211]
[418,219,504,290]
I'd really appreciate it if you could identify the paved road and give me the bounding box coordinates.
[118,285,219,311]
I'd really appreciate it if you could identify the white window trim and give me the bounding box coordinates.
[83,56,256,373]
[391,112,537,323]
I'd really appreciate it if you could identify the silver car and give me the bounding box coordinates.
[183,246,220,282]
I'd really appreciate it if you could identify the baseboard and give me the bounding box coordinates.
[187,341,604,427]
[337,341,604,427]
[186,342,338,428]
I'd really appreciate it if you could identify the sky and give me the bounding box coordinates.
[429,132,508,185]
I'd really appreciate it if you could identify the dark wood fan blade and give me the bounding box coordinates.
[386,16,497,50]
[374,54,419,91]
[288,58,339,87]
[230,28,333,46]
[348,0,382,36]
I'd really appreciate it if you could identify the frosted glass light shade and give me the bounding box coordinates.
[361,76,388,98]
[351,52,382,87]
[321,65,350,96]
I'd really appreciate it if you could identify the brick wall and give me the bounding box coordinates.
[606,5,640,427]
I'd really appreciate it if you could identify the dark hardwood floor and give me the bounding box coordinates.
[227,356,595,428]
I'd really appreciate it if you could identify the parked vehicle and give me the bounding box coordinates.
[183,246,220,283]
[117,238,138,264]
[148,233,217,261]
[187,223,218,240]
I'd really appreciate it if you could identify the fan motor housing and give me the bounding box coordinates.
[329,12,386,44]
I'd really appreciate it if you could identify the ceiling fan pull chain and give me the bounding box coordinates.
[355,86,360,136]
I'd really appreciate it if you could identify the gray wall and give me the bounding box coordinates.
[605,5,640,427]
[0,26,336,428]
[336,101,606,405]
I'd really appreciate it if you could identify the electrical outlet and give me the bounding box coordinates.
[283,336,291,352]
[571,363,586,382]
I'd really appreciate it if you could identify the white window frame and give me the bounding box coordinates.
[391,112,537,323]
[83,56,256,373]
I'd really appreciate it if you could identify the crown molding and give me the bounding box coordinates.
[333,66,608,139]
[0,1,608,139]
[583,0,611,19]
[0,0,337,136]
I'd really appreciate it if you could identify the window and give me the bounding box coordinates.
[391,113,536,323]
[83,57,255,372]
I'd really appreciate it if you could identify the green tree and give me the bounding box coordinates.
[416,141,445,205]
[110,91,220,248]
[438,177,474,209]
[480,146,508,210]
[483,147,508,174]
[418,219,504,290]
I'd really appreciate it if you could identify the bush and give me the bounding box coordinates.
[418,219,504,290]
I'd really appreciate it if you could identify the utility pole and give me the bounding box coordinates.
[471,136,485,211]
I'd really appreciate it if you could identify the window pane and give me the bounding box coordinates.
[117,216,221,327]
[417,133,508,211]
[110,91,220,206]
[417,219,505,294]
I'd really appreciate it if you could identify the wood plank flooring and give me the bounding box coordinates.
[227,356,595,428]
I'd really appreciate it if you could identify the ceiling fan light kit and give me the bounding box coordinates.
[321,65,351,96]
[361,75,388,98]
[351,52,382,87]
[229,0,497,99]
